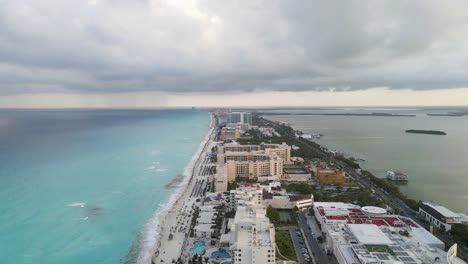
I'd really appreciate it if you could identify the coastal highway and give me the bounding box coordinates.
[332,157,418,218]
[260,116,468,259]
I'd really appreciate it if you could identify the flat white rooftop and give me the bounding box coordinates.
[423,201,461,218]
[348,224,393,245]
[194,223,214,232]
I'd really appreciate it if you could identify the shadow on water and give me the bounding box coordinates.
[164,174,184,189]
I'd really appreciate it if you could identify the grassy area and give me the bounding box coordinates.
[283,182,315,194]
[275,230,297,261]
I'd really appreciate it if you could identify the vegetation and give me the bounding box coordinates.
[266,205,280,225]
[188,207,200,237]
[405,129,446,135]
[317,187,384,207]
[275,230,297,261]
[227,181,238,191]
[335,155,360,169]
[449,224,468,247]
[256,115,419,210]
[283,183,315,194]
[362,170,419,211]
[252,116,326,160]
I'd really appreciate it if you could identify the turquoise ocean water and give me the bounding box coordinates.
[0,109,209,264]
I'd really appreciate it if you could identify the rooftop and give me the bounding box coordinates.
[348,224,393,245]
[422,201,463,218]
[313,202,465,264]
[315,202,417,228]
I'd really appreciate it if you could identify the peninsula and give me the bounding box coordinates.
[405,129,446,135]
[148,110,467,264]
[258,112,416,117]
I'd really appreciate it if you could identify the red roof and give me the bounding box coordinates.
[316,206,417,228]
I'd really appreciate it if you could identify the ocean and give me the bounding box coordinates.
[265,107,468,214]
[0,109,209,264]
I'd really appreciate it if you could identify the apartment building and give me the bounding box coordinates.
[226,187,276,264]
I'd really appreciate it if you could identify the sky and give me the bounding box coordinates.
[1,0,468,108]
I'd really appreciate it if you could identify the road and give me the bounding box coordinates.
[260,116,468,259]
[289,227,311,264]
[297,211,328,264]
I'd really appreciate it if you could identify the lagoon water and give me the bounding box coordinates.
[0,109,209,264]
[266,107,468,214]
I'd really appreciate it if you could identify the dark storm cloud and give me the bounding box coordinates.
[1,0,468,95]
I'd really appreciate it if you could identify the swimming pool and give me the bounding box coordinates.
[190,241,207,255]
[210,248,231,259]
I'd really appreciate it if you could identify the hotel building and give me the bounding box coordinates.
[418,201,468,232]
[313,202,466,264]
[217,142,291,182]
[225,186,276,264]
[221,127,241,140]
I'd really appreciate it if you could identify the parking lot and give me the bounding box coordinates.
[288,226,312,263]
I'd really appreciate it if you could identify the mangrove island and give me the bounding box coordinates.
[405,129,446,135]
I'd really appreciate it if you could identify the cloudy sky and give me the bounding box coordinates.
[1,0,468,108]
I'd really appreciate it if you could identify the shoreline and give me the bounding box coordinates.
[136,112,215,264]
[265,115,467,214]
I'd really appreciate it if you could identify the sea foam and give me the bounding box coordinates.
[67,202,86,208]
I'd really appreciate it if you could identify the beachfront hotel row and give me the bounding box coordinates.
[177,111,467,264]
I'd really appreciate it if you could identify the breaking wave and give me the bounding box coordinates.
[133,114,214,264]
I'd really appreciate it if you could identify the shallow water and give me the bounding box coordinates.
[0,109,209,264]
[267,107,468,214]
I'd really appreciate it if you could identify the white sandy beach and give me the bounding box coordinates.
[144,113,216,264]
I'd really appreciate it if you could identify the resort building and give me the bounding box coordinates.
[194,224,214,238]
[263,193,313,210]
[226,185,264,212]
[221,126,241,140]
[216,142,291,182]
[257,127,279,137]
[227,112,252,125]
[313,202,466,264]
[418,201,468,231]
[315,167,346,185]
[262,143,291,163]
[214,164,228,192]
[223,143,261,153]
[225,186,276,264]
[226,155,283,182]
[220,142,291,163]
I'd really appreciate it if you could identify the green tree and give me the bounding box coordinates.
[266,205,280,225]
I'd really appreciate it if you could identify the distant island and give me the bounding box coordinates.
[259,112,416,117]
[405,129,446,135]
[427,110,468,117]
[427,113,465,117]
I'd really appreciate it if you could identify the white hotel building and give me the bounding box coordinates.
[224,186,276,264]
[313,202,466,264]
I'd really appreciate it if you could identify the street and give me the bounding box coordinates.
[297,211,328,264]
[289,226,311,264]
